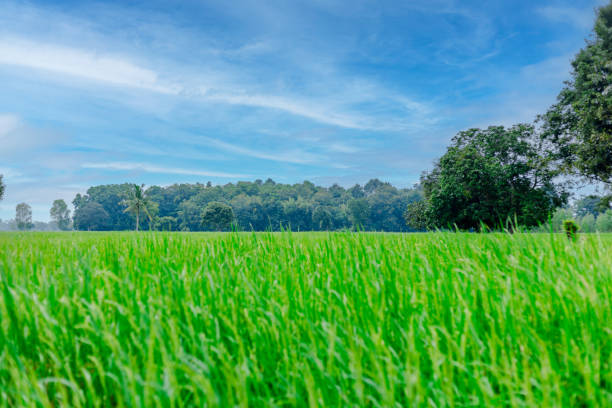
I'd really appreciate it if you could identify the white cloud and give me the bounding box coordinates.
[0,37,178,94]
[81,162,247,178]
[199,135,324,164]
[205,92,370,130]
[0,34,432,131]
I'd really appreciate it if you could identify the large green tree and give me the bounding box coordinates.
[50,199,71,230]
[540,2,612,186]
[201,201,234,231]
[16,203,33,231]
[121,184,155,231]
[418,125,567,230]
[0,175,4,201]
[73,202,111,231]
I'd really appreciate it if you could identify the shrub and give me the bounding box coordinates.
[563,219,579,240]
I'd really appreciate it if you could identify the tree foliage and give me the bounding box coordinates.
[73,202,111,231]
[0,174,4,202]
[201,202,234,231]
[539,2,612,185]
[16,203,33,231]
[419,125,567,230]
[121,184,156,231]
[50,199,71,230]
[70,180,422,232]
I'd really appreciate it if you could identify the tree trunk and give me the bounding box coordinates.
[136,211,140,232]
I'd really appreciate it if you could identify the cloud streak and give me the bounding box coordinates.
[82,162,248,178]
[0,37,177,93]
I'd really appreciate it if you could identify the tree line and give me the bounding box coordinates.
[67,179,422,231]
[1,2,611,232]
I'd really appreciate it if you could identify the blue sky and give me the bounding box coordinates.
[0,0,606,221]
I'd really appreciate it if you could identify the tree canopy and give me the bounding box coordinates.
[416,125,567,230]
[16,203,33,231]
[540,2,612,186]
[50,199,71,230]
[0,175,4,202]
[121,184,156,231]
[201,202,234,231]
[73,202,111,231]
[69,179,422,232]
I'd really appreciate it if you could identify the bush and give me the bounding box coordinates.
[562,219,579,240]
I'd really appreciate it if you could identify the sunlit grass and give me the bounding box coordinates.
[0,231,611,407]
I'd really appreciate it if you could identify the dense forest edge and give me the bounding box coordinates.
[1,3,612,232]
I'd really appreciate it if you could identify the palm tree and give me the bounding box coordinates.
[121,184,153,231]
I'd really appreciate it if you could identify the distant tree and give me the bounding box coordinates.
[539,2,612,186]
[231,194,268,230]
[73,202,111,231]
[121,184,154,231]
[596,209,612,231]
[420,125,567,230]
[201,201,234,231]
[404,201,430,231]
[282,198,313,231]
[574,195,604,218]
[348,198,369,229]
[15,203,33,231]
[0,174,4,201]
[155,216,178,231]
[312,206,334,230]
[71,179,423,232]
[364,179,384,195]
[580,213,597,232]
[50,199,71,230]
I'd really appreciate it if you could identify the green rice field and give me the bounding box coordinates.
[0,231,611,407]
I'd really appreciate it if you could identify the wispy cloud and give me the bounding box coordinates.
[0,37,178,93]
[199,136,324,164]
[82,162,248,178]
[0,34,431,131]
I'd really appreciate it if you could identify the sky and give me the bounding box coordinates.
[0,0,607,221]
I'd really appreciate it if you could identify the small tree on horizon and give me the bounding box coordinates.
[16,202,33,231]
[50,199,71,230]
[121,184,154,231]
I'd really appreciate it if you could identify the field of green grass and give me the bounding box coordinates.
[0,231,611,407]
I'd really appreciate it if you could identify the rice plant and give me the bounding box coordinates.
[0,231,610,407]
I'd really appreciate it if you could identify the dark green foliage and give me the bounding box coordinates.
[154,216,178,231]
[201,201,234,231]
[121,184,156,231]
[404,200,430,231]
[50,199,71,230]
[419,125,567,230]
[0,174,4,201]
[540,2,612,185]
[72,184,137,230]
[15,202,33,231]
[348,198,369,230]
[73,202,111,231]
[563,219,580,240]
[73,180,422,232]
